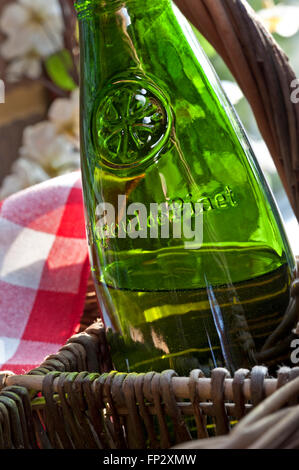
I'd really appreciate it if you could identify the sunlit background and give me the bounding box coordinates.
[205,0,299,253]
[0,0,298,251]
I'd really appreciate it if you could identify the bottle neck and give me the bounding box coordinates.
[75,0,170,18]
[77,0,174,88]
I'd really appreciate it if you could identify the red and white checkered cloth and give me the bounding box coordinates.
[0,171,91,374]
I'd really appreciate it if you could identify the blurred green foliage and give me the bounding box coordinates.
[45,49,77,92]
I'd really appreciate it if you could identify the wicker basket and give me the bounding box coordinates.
[1,319,299,449]
[0,0,298,449]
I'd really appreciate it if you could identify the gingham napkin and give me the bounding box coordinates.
[0,172,90,374]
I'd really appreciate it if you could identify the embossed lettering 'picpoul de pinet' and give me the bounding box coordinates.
[170,185,238,213]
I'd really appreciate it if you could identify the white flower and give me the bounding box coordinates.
[0,118,81,199]
[20,121,80,175]
[0,0,64,60]
[0,158,49,199]
[258,4,299,38]
[5,50,42,82]
[48,89,80,148]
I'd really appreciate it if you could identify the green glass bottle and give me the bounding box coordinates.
[75,0,296,376]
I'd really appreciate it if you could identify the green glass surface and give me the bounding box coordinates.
[75,0,296,375]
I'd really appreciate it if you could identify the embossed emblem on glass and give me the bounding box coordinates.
[93,77,173,172]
